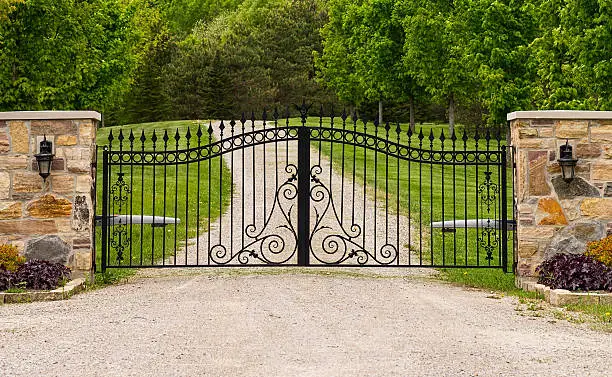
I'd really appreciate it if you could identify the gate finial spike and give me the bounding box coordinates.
[151,130,158,147]
[229,119,236,133]
[163,129,169,146]
[207,121,213,138]
[418,127,424,140]
[128,130,135,144]
[407,126,413,138]
[273,107,279,121]
[462,129,468,143]
[428,128,435,142]
[185,127,192,141]
[174,128,181,144]
[341,108,347,121]
[451,128,457,142]
[139,130,146,145]
[240,112,247,125]
[196,123,203,139]
[439,129,445,143]
[262,108,267,122]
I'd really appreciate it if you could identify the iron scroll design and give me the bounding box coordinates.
[477,170,500,262]
[110,172,131,262]
[208,164,299,265]
[308,165,398,265]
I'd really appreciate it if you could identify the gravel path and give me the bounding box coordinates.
[1,269,610,376]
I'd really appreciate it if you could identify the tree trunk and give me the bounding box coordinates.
[378,100,383,125]
[448,94,455,134]
[409,96,415,132]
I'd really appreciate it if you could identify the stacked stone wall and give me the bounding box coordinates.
[510,111,612,277]
[0,112,99,278]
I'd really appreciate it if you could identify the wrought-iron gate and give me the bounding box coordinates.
[100,107,511,272]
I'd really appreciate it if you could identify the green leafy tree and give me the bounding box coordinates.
[398,0,478,133]
[0,0,139,113]
[317,0,422,127]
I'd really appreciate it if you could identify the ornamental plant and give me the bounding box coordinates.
[0,267,12,291]
[0,244,25,272]
[13,260,71,290]
[585,235,612,267]
[537,254,612,292]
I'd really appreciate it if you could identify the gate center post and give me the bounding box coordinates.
[297,126,311,266]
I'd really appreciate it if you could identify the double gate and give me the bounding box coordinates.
[100,107,511,272]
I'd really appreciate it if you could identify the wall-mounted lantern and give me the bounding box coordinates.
[34,135,54,181]
[558,139,578,183]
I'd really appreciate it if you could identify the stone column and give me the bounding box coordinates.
[0,111,100,279]
[509,111,612,278]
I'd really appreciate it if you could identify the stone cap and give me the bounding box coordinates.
[0,111,101,121]
[507,110,612,121]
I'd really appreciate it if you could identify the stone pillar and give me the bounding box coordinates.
[509,111,612,278]
[0,111,100,279]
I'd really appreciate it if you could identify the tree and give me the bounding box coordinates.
[0,0,139,113]
[317,0,422,127]
[399,0,478,133]
[529,0,612,110]
[463,0,538,125]
[164,0,334,119]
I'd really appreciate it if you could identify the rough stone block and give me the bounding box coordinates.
[0,171,9,199]
[552,176,600,200]
[592,162,612,181]
[0,219,57,235]
[538,127,554,137]
[55,219,72,233]
[0,155,28,170]
[55,135,77,146]
[605,183,612,197]
[12,172,42,196]
[518,226,557,240]
[536,197,567,225]
[603,145,612,159]
[528,151,550,195]
[518,240,538,258]
[555,120,588,139]
[591,124,612,143]
[544,221,606,259]
[8,121,29,153]
[580,198,612,219]
[26,194,72,218]
[76,175,91,193]
[72,195,90,231]
[50,175,74,193]
[75,251,91,270]
[79,124,94,144]
[25,235,72,264]
[0,202,21,219]
[0,130,9,153]
[515,138,556,149]
[30,120,77,135]
[519,128,538,138]
[576,143,601,158]
[549,290,600,306]
[67,159,90,173]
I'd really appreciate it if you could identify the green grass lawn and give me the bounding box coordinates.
[94,120,231,284]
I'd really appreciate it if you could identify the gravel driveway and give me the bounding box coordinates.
[1,268,610,377]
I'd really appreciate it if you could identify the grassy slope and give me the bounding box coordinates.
[94,120,231,283]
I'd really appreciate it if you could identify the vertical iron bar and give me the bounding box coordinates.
[196,124,202,265]
[101,148,109,273]
[441,131,445,266]
[163,131,168,265]
[140,131,145,266]
[152,131,157,265]
[185,128,191,265]
[501,146,508,272]
[297,126,311,266]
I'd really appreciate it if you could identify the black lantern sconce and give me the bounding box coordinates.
[557,139,578,183]
[34,135,54,181]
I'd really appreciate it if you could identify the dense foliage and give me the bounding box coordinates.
[0,259,71,291]
[1,0,610,126]
[13,260,71,290]
[537,254,612,292]
[0,267,12,291]
[0,244,25,272]
[585,235,612,267]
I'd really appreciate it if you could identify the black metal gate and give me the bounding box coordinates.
[100,107,511,272]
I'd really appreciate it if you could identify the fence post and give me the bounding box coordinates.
[101,147,109,273]
[297,126,310,266]
[501,145,508,273]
